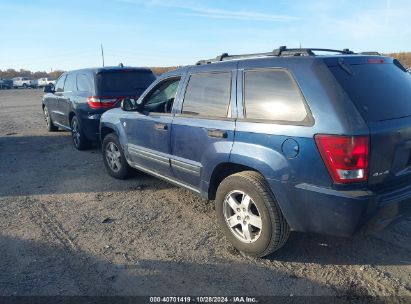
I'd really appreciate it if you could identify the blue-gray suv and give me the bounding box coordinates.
[100,47,411,257]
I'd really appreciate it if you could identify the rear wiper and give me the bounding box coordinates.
[338,58,355,76]
[393,59,407,72]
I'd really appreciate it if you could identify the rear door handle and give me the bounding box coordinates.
[207,129,228,138]
[154,123,168,131]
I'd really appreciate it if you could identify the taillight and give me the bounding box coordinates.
[367,58,385,64]
[87,96,119,109]
[314,135,369,184]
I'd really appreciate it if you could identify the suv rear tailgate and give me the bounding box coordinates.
[326,56,411,188]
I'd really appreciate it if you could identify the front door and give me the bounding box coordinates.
[48,74,66,125]
[123,76,182,177]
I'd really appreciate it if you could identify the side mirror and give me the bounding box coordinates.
[121,97,142,111]
[43,84,54,93]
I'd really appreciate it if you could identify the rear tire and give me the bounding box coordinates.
[70,116,90,150]
[102,133,130,179]
[43,106,58,132]
[215,171,290,257]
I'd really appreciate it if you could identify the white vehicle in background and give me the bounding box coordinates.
[12,77,31,89]
[36,78,56,88]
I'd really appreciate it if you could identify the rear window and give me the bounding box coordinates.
[329,62,411,122]
[77,74,93,93]
[182,72,231,117]
[96,70,156,94]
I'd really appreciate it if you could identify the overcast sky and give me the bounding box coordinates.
[1,0,410,71]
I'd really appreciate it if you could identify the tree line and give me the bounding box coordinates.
[0,66,178,80]
[386,52,411,67]
[1,52,410,80]
[0,69,65,80]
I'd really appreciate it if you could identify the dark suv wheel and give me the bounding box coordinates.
[102,133,130,179]
[70,116,90,150]
[215,171,290,257]
[43,106,58,132]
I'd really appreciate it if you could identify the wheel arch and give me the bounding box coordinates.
[100,124,117,141]
[68,111,76,124]
[207,162,263,200]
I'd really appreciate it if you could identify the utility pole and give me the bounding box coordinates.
[101,44,105,67]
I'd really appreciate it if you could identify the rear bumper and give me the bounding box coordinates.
[269,180,411,237]
[79,113,102,142]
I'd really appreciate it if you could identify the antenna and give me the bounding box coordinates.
[101,44,105,67]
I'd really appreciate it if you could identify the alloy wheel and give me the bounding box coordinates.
[105,142,122,172]
[223,190,262,243]
[43,107,50,127]
[71,119,81,148]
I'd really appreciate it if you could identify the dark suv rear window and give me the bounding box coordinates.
[244,69,309,122]
[96,70,156,94]
[329,62,411,122]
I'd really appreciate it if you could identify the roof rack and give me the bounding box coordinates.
[196,46,356,65]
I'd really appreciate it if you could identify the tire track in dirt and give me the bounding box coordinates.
[24,197,116,295]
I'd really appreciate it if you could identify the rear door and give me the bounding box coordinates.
[327,57,411,188]
[59,72,77,127]
[170,64,236,189]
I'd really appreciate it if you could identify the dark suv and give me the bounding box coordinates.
[100,47,411,257]
[42,66,156,149]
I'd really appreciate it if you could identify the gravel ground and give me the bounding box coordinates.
[0,89,411,299]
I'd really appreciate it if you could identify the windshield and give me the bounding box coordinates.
[96,70,156,95]
[329,62,411,122]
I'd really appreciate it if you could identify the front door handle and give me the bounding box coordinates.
[154,123,168,131]
[207,129,227,138]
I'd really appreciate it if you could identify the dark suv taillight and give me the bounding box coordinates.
[87,96,119,109]
[315,135,369,184]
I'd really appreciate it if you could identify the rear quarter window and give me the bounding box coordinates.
[243,69,309,123]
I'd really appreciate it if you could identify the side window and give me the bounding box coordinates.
[77,74,93,93]
[244,69,308,122]
[64,73,77,92]
[182,72,231,117]
[55,75,66,93]
[143,77,181,113]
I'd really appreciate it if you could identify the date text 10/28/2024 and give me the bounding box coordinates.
[150,297,257,303]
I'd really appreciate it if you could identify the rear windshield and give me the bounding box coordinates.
[329,62,411,122]
[96,70,156,94]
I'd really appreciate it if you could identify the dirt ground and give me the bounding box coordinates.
[0,89,411,299]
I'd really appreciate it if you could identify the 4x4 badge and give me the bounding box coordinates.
[372,170,390,177]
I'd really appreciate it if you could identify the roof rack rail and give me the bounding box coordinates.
[196,46,356,65]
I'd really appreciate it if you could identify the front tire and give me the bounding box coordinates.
[70,116,90,150]
[102,133,130,179]
[43,106,58,132]
[215,171,290,257]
